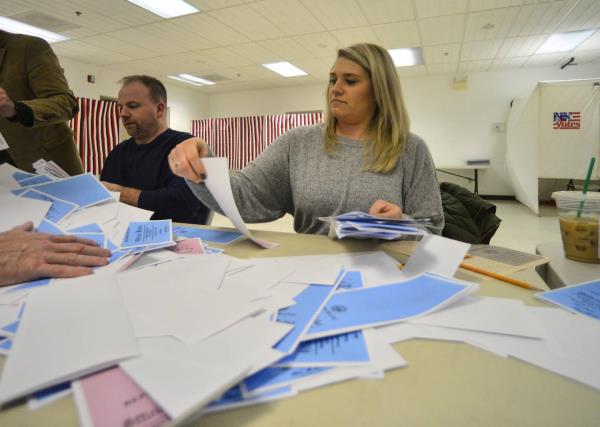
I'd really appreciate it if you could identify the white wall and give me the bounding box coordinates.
[205,63,600,196]
[57,56,209,136]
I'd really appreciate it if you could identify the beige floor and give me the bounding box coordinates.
[210,200,562,254]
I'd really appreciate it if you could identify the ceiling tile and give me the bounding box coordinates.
[497,35,546,57]
[556,0,600,32]
[292,32,344,57]
[53,40,132,64]
[331,26,380,47]
[355,0,415,24]
[292,57,332,79]
[77,34,161,59]
[468,0,524,12]
[139,21,216,52]
[250,0,325,35]
[460,39,503,60]
[259,38,315,61]
[228,43,280,64]
[209,4,286,40]
[373,21,421,48]
[489,56,529,69]
[423,44,461,63]
[170,13,249,46]
[508,1,576,37]
[464,8,521,41]
[187,0,248,11]
[458,59,492,72]
[109,27,188,55]
[299,0,368,30]
[426,62,459,74]
[192,47,254,67]
[415,0,468,19]
[419,15,465,45]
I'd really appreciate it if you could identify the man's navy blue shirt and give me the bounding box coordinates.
[100,129,209,224]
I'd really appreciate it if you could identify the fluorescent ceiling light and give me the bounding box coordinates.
[387,48,423,67]
[0,16,68,43]
[262,62,308,77]
[127,0,199,19]
[536,29,596,54]
[168,74,215,86]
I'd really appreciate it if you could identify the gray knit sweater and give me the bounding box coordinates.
[187,124,444,235]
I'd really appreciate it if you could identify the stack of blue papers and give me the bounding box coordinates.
[320,211,428,240]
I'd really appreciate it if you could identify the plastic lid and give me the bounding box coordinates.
[551,191,600,201]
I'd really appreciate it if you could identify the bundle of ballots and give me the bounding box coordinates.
[321,211,429,240]
[32,159,69,179]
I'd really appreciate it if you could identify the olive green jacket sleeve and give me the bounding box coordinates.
[16,36,78,127]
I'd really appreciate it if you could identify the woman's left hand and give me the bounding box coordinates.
[369,199,403,219]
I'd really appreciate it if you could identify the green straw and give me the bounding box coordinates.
[576,157,597,218]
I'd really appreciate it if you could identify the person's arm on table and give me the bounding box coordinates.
[0,222,110,287]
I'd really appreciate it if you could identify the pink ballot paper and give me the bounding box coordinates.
[73,367,169,427]
[202,157,277,249]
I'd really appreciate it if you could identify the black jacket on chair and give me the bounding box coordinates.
[439,182,501,244]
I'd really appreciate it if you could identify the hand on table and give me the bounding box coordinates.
[0,222,111,287]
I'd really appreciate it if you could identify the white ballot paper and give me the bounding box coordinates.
[202,157,276,249]
[402,234,470,278]
[0,275,139,404]
[0,192,52,232]
[409,296,547,339]
[0,130,8,150]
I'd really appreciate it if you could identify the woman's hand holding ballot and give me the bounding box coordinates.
[168,137,210,183]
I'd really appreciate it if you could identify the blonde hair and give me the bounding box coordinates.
[324,43,410,173]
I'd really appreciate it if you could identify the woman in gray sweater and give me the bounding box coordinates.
[169,43,444,235]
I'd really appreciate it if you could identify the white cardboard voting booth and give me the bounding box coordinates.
[506,79,600,214]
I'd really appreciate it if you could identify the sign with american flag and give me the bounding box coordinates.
[553,111,581,129]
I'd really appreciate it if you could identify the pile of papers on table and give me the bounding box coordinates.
[1,163,600,426]
[320,211,429,240]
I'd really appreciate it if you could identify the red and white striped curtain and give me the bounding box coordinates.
[68,97,120,175]
[192,113,323,170]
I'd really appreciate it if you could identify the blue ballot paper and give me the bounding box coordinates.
[0,338,12,353]
[173,225,243,244]
[12,171,37,182]
[207,385,292,411]
[67,223,104,234]
[5,278,51,294]
[121,220,173,248]
[243,366,331,395]
[33,382,70,401]
[70,232,106,249]
[275,331,369,367]
[338,270,363,291]
[25,173,112,208]
[19,189,78,224]
[274,282,340,355]
[18,175,53,187]
[37,219,65,235]
[305,273,474,339]
[0,303,25,336]
[536,279,600,321]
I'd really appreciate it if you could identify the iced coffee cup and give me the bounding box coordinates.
[552,191,600,263]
